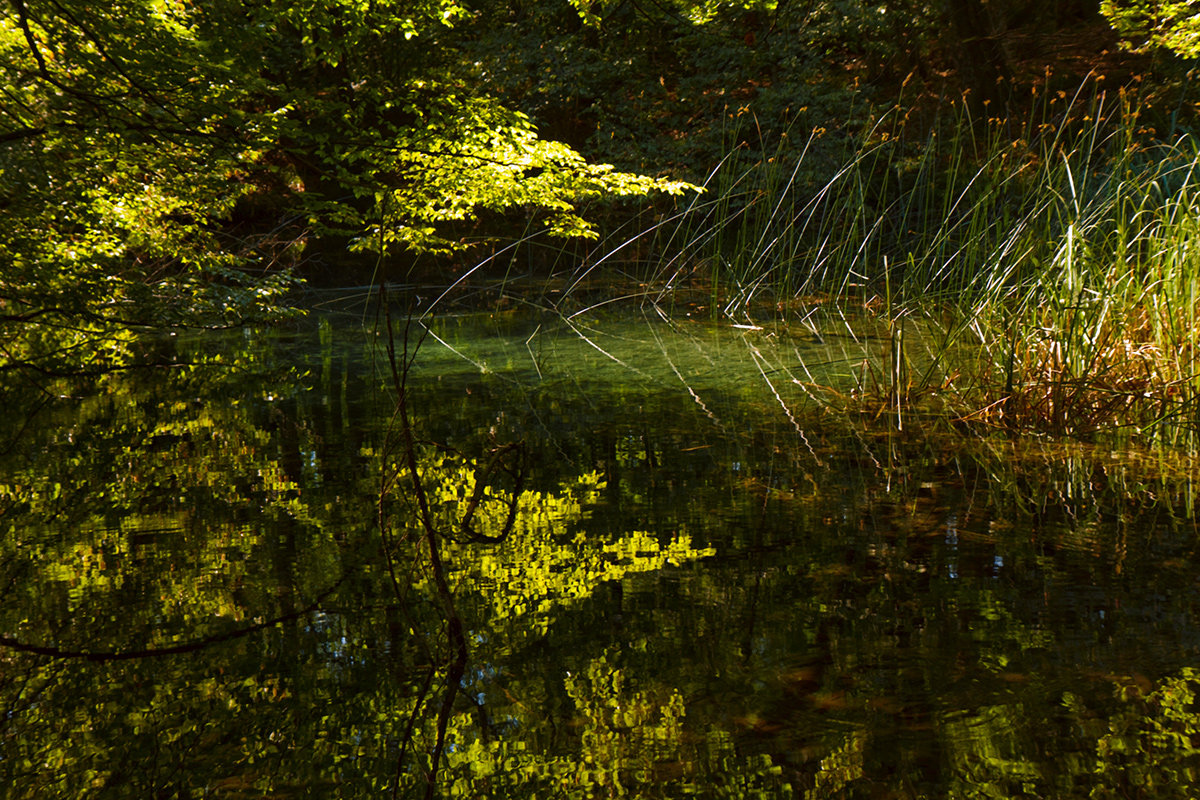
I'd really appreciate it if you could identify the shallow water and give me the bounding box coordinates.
[2,307,1200,798]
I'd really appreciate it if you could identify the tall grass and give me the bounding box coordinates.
[615,80,1200,440]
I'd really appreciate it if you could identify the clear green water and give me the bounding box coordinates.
[3,307,1200,798]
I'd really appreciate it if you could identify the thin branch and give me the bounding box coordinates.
[0,125,45,143]
[0,572,348,662]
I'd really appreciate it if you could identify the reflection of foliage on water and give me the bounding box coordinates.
[398,645,792,800]
[1088,668,1200,799]
[5,319,1200,797]
[0,655,337,799]
[403,454,716,637]
[378,314,727,796]
[937,668,1200,799]
[0,322,729,797]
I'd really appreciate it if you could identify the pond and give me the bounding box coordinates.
[3,303,1200,798]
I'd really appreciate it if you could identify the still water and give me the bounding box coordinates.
[2,306,1199,798]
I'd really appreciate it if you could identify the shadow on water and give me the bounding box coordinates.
[2,303,1200,798]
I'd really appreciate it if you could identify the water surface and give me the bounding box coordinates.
[2,308,1199,798]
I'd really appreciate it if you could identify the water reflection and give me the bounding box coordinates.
[2,310,1200,797]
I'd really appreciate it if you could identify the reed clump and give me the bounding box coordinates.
[620,77,1200,442]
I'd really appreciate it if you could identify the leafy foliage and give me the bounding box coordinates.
[1102,0,1200,56]
[0,0,691,373]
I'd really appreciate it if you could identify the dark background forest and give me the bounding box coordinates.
[1,0,1196,374]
